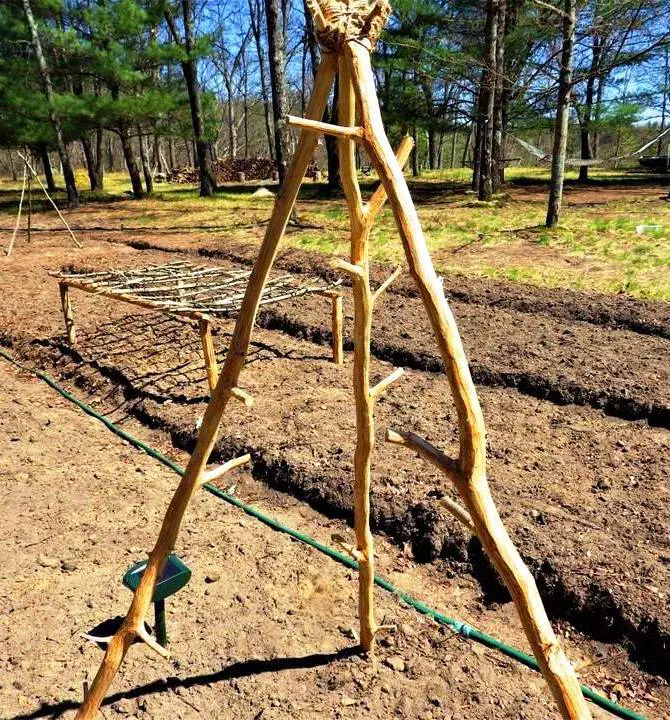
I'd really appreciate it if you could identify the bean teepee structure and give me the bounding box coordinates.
[74,1,592,717]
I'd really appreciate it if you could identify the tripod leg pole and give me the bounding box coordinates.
[74,53,338,720]
[346,40,591,720]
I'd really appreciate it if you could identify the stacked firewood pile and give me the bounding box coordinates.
[158,157,322,184]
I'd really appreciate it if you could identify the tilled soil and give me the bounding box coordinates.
[105,236,670,339]
[1,236,669,707]
[82,236,670,427]
[30,314,670,677]
[3,362,668,720]
[44,239,670,428]
[258,290,670,428]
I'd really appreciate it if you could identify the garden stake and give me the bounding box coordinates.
[5,165,26,257]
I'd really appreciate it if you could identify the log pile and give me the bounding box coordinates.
[159,157,321,184]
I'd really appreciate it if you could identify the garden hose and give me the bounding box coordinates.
[0,347,646,720]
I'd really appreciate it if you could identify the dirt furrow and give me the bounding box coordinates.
[24,317,670,679]
[117,236,670,339]
[256,291,670,429]
[60,251,670,428]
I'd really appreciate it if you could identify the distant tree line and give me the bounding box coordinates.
[1,0,669,224]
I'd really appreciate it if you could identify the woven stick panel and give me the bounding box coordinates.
[52,261,339,319]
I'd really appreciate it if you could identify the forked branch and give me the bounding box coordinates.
[136,624,171,659]
[345,36,591,719]
[332,258,365,278]
[228,387,254,407]
[372,266,402,303]
[386,428,461,485]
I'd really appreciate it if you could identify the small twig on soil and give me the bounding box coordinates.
[451,233,483,254]
[23,533,55,549]
[576,650,626,672]
[174,691,201,713]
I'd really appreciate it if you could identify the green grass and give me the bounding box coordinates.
[2,167,669,301]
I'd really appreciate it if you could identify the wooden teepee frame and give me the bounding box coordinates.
[4,151,81,257]
[75,2,592,717]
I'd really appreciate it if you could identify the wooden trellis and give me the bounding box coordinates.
[4,151,81,257]
[74,1,592,717]
[52,261,344,392]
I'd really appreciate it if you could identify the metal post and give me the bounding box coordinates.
[154,599,168,647]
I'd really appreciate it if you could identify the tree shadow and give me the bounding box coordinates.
[10,646,360,719]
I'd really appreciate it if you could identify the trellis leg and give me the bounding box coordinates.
[73,53,338,720]
[330,294,343,365]
[199,319,219,394]
[337,57,377,651]
[333,57,405,653]
[6,166,26,257]
[17,151,82,248]
[27,174,32,243]
[346,40,591,720]
[59,282,76,345]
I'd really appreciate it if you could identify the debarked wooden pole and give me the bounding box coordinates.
[59,282,76,345]
[331,294,344,365]
[199,319,219,394]
[346,39,591,720]
[74,53,338,720]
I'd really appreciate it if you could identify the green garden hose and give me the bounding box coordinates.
[0,347,646,720]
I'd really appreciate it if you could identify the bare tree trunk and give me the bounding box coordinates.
[462,123,472,168]
[153,135,166,175]
[165,1,216,196]
[578,24,601,182]
[137,126,153,194]
[168,137,176,169]
[411,125,420,176]
[249,0,275,160]
[226,82,237,157]
[303,0,319,72]
[479,0,498,201]
[427,126,438,170]
[22,0,78,207]
[109,81,144,198]
[304,0,339,191]
[265,0,290,183]
[165,138,175,169]
[106,134,115,172]
[8,150,17,181]
[38,143,56,192]
[658,47,669,155]
[95,128,105,190]
[471,79,484,189]
[592,75,604,158]
[491,0,506,193]
[118,128,144,198]
[546,0,576,228]
[242,54,250,157]
[81,135,101,191]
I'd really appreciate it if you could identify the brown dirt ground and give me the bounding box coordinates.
[1,361,669,720]
[505,179,670,206]
[0,219,669,718]
[98,235,670,339]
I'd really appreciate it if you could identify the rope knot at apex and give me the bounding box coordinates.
[305,0,391,53]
